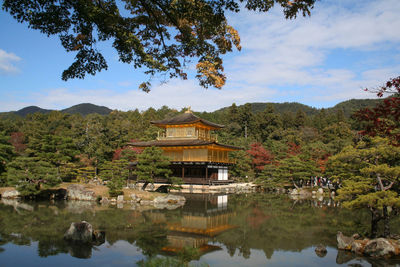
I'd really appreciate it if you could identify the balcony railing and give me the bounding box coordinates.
[157,131,217,142]
[207,155,236,164]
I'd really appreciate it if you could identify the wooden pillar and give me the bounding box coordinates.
[205,166,208,185]
[182,165,185,180]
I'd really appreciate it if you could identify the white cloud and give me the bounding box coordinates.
[0,49,21,74]
[27,79,276,112]
[117,81,133,87]
[1,0,399,112]
[223,0,400,106]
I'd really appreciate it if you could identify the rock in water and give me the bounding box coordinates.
[100,197,109,204]
[315,244,327,257]
[66,185,96,201]
[92,230,106,246]
[290,189,299,195]
[337,231,354,250]
[130,194,141,203]
[2,190,20,199]
[64,221,94,243]
[117,195,124,203]
[153,194,186,205]
[363,238,396,258]
[351,240,368,254]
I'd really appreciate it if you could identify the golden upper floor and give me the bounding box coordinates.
[151,112,223,141]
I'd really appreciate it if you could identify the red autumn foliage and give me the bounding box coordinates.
[246,143,274,171]
[287,142,301,156]
[113,146,143,161]
[9,132,27,153]
[365,76,400,97]
[355,76,400,144]
[317,157,329,173]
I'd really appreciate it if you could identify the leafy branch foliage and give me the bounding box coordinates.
[2,0,315,90]
[136,146,172,189]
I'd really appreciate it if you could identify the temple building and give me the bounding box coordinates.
[128,110,239,184]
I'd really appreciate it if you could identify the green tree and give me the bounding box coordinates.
[136,147,171,190]
[276,156,320,188]
[80,114,114,176]
[321,122,353,154]
[100,159,129,196]
[254,104,282,142]
[327,137,400,237]
[2,0,315,91]
[7,157,61,196]
[229,150,254,181]
[294,109,307,128]
[225,103,242,137]
[28,134,79,177]
[281,111,295,129]
[0,132,14,185]
[256,163,283,189]
[238,104,254,139]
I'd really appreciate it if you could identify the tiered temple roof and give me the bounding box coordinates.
[151,112,224,129]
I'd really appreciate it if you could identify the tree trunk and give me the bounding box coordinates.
[141,181,149,191]
[370,208,381,238]
[383,205,390,238]
[291,179,299,189]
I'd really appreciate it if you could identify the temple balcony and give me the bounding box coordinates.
[157,131,218,142]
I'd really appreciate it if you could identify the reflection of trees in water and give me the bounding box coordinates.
[217,194,400,260]
[0,200,140,258]
[135,223,168,257]
[0,195,399,264]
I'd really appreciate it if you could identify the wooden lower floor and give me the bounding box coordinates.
[153,162,234,185]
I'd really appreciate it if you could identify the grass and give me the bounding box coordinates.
[0,187,15,195]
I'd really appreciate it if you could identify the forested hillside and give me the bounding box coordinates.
[0,98,382,118]
[61,103,112,116]
[0,103,112,117]
[0,91,397,196]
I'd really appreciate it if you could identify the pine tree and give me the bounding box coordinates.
[327,137,400,237]
[7,157,60,196]
[257,163,283,189]
[254,105,282,142]
[229,150,254,181]
[276,156,320,188]
[100,159,129,196]
[0,131,14,185]
[135,147,171,190]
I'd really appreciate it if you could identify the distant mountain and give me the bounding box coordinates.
[0,98,383,118]
[328,98,382,117]
[214,102,319,116]
[0,103,113,117]
[215,98,382,118]
[61,103,112,116]
[249,102,319,116]
[15,106,53,116]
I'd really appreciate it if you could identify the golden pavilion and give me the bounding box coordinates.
[128,110,239,184]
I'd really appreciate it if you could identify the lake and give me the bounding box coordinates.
[1,193,399,266]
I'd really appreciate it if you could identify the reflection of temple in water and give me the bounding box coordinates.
[146,194,235,256]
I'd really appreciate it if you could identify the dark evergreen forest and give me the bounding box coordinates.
[0,94,398,198]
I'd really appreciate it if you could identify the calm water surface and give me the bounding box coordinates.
[0,193,399,266]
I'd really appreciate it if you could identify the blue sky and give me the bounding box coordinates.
[0,0,399,112]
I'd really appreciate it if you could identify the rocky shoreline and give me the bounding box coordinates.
[337,231,400,259]
[0,184,187,210]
